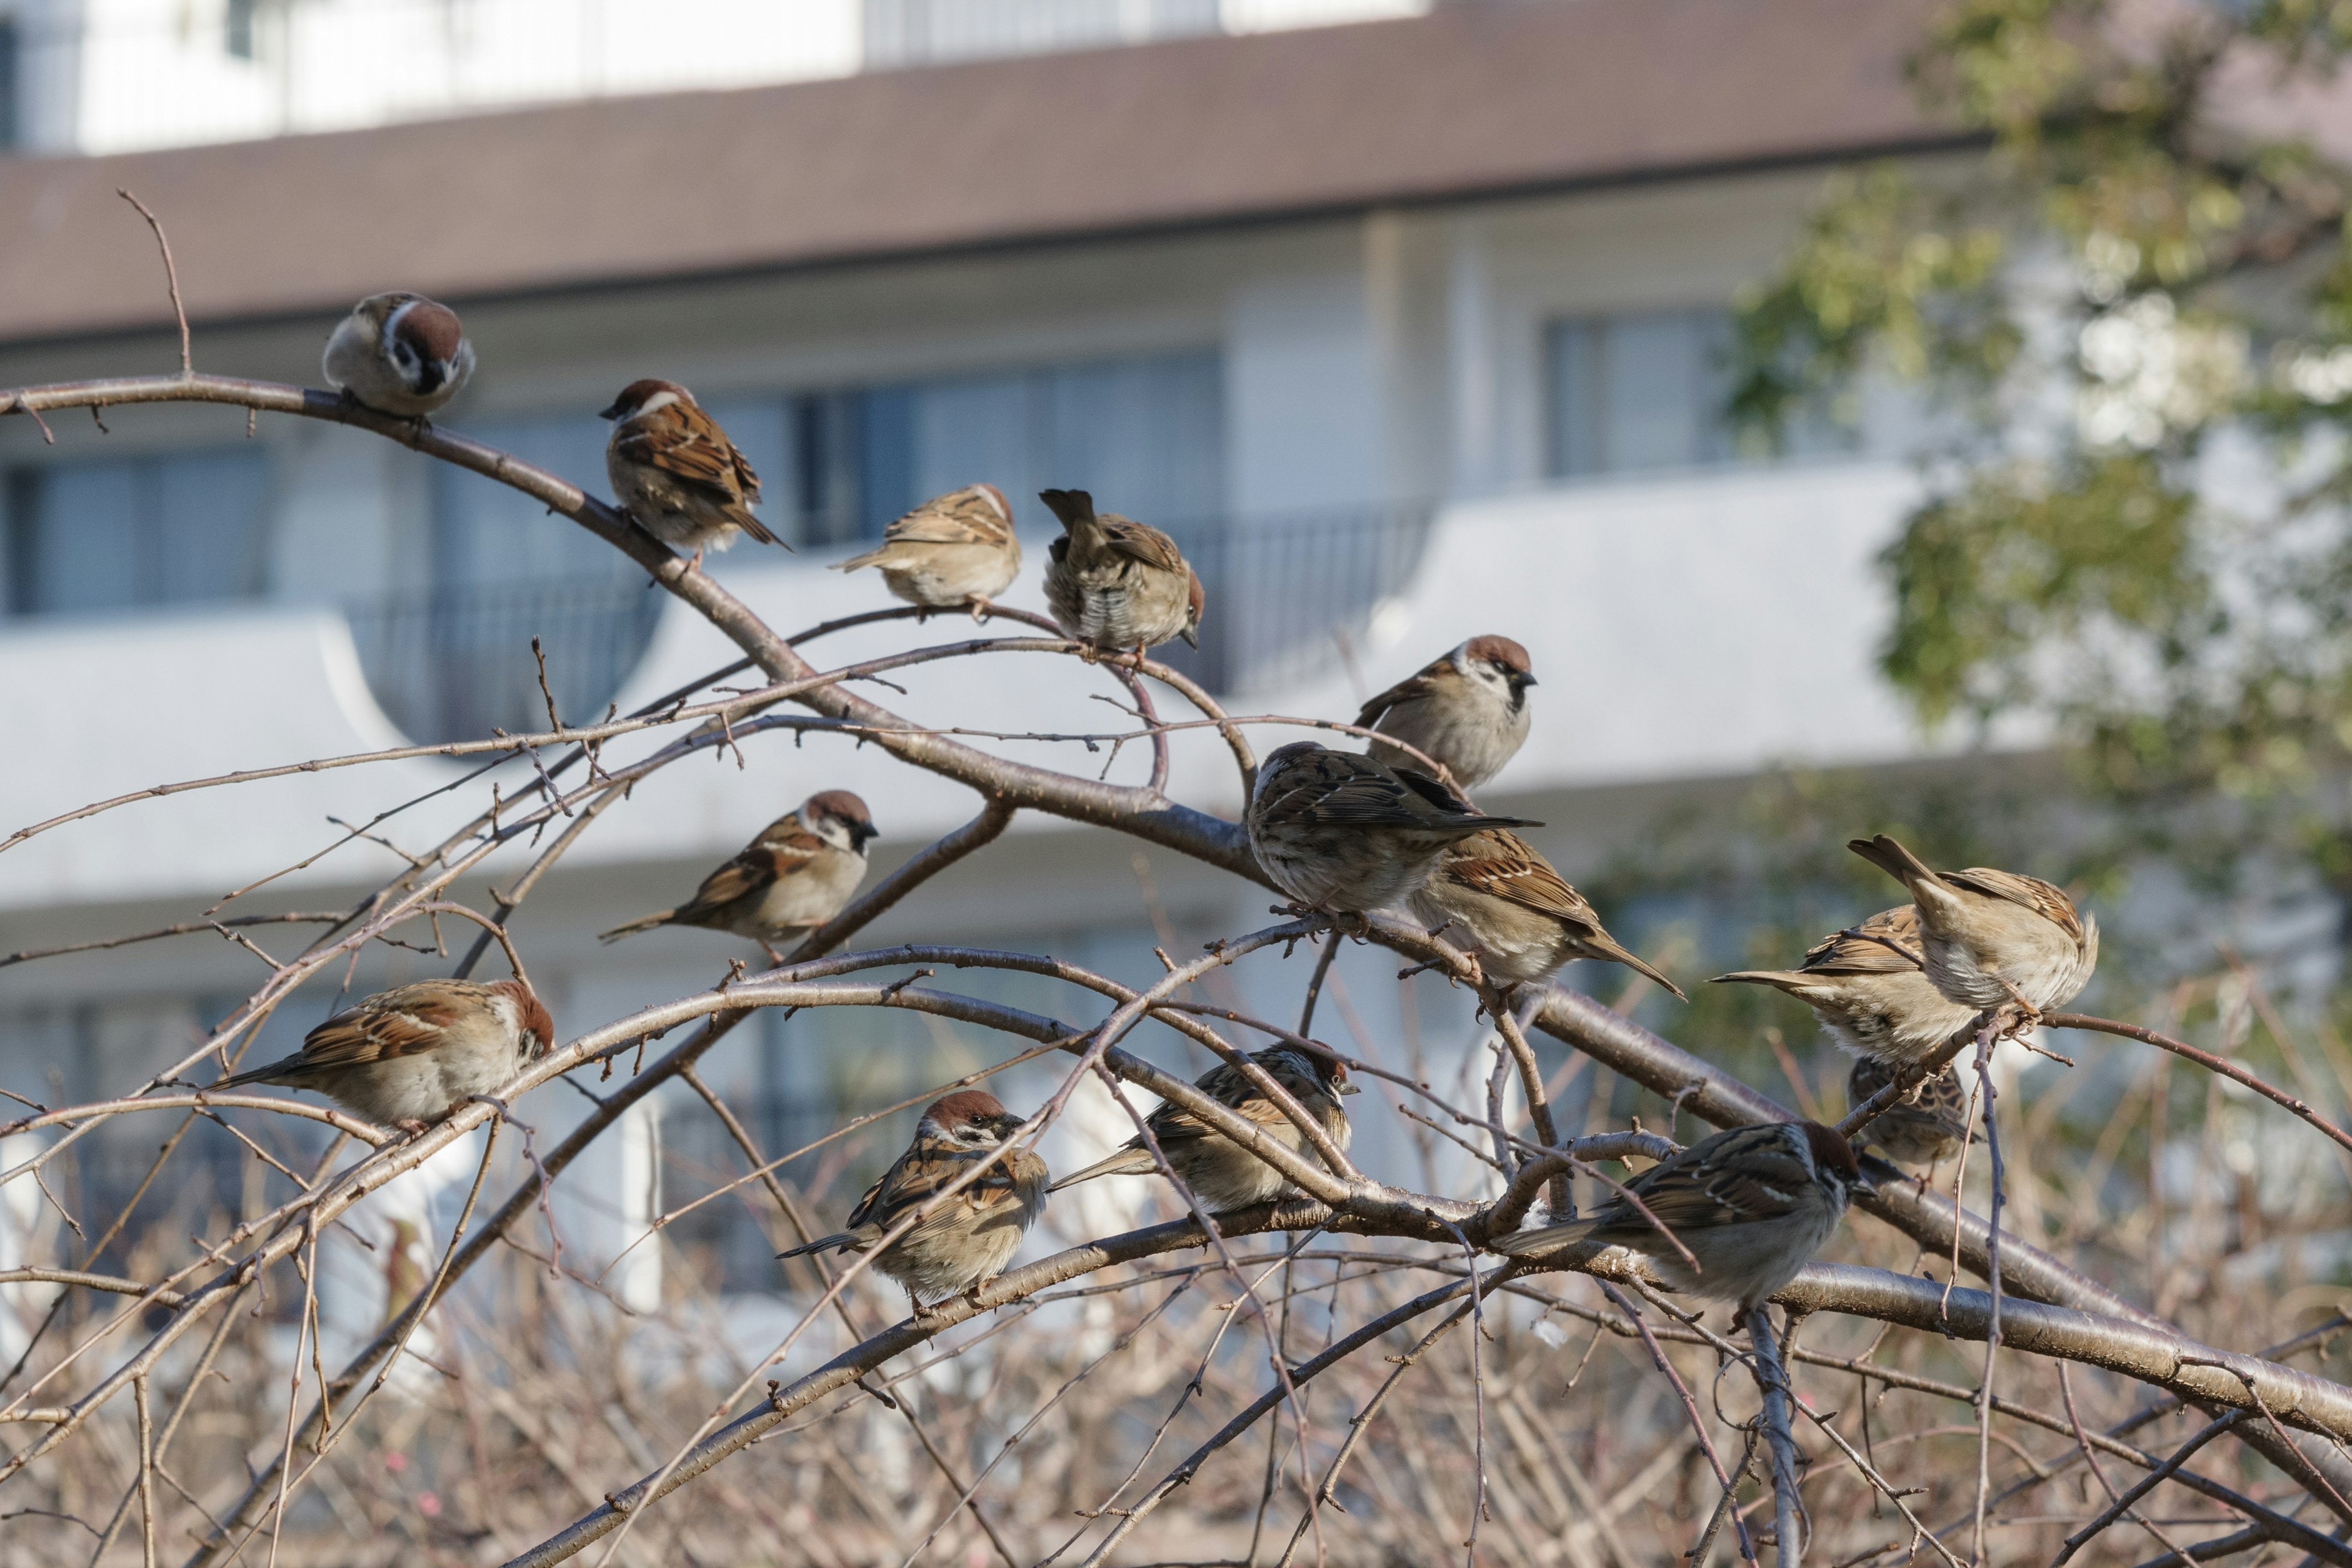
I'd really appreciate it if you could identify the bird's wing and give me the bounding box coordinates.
[672,819,827,921]
[1798,906,1929,975]
[846,1140,1026,1231]
[1266,753,1463,828]
[1618,1126,1819,1235]
[1146,1057,1314,1147]
[613,399,752,502]
[885,488,1014,546]
[294,981,478,1069]
[1354,662,1441,729]
[1096,515,1188,574]
[1943,869,2086,942]
[1438,831,1600,924]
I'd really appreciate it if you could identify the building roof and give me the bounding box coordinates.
[0,0,1947,345]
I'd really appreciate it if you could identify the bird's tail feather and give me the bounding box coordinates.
[1491,1218,1602,1258]
[1847,834,1937,892]
[211,1057,300,1092]
[598,910,676,944]
[1594,943,1687,1001]
[833,545,889,572]
[777,1232,857,1260]
[1047,1145,1153,1193]
[1711,970,1805,997]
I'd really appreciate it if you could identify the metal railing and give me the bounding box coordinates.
[1159,503,1434,695]
[347,577,663,746]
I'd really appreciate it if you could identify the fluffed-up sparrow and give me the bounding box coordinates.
[833,483,1022,618]
[600,379,783,564]
[599,791,875,954]
[1496,1120,1869,1319]
[1713,905,1978,1065]
[213,978,554,1134]
[1247,741,1540,914]
[779,1091,1049,1314]
[1049,1045,1358,1213]
[1411,827,1684,998]
[1357,636,1536,791]
[322,293,475,420]
[1847,1054,1969,1169]
[1848,835,2098,1014]
[1039,488,1203,655]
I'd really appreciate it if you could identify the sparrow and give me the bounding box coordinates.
[1495,1121,1870,1319]
[212,978,554,1134]
[1246,741,1540,914]
[1048,1045,1358,1213]
[778,1091,1049,1314]
[1847,1054,1970,1169]
[1411,827,1685,998]
[1847,835,2098,1015]
[1038,488,1204,655]
[598,791,875,953]
[832,483,1022,618]
[600,379,783,564]
[1713,905,1978,1065]
[1357,636,1537,791]
[322,293,475,419]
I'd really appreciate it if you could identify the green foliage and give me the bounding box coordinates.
[1737,0,2352,842]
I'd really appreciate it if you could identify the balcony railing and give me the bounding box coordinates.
[347,577,663,745]
[1161,503,1434,695]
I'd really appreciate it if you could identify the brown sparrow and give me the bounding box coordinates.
[1246,741,1539,914]
[1848,835,2098,1014]
[600,379,783,563]
[1496,1121,1869,1318]
[1039,488,1204,655]
[322,293,475,419]
[1357,636,1536,791]
[833,483,1022,617]
[1411,827,1684,998]
[599,791,874,952]
[1713,905,1977,1065]
[213,978,554,1134]
[1847,1055,1969,1169]
[1049,1046,1357,1213]
[779,1091,1049,1314]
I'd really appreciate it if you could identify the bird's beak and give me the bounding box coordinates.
[1336,1080,1361,1096]
[853,823,879,850]
[1851,1167,1879,1198]
[597,401,623,421]
[1180,625,1199,649]
[1515,674,1539,692]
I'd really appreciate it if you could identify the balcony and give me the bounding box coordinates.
[346,578,665,747]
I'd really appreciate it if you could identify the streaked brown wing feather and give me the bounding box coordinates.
[1799,906,1928,975]
[1098,516,1186,573]
[1943,868,2085,941]
[888,492,1011,546]
[1615,1126,1811,1232]
[1354,666,1438,728]
[297,989,461,1069]
[1442,831,1599,925]
[1268,756,1444,828]
[849,1140,1022,1231]
[677,823,824,916]
[617,404,752,500]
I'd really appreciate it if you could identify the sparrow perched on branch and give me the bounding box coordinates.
[598,791,875,953]
[1411,827,1684,998]
[1049,1045,1358,1213]
[1357,636,1537,791]
[322,293,475,418]
[1847,1054,1970,1169]
[778,1091,1049,1314]
[833,483,1022,618]
[1847,835,2098,1015]
[1713,905,1978,1065]
[1246,741,1540,914]
[600,379,782,564]
[213,978,554,1134]
[1496,1121,1869,1319]
[1038,488,1203,655]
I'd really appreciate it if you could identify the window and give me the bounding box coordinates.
[224,0,257,60]
[0,17,20,150]
[862,0,1218,69]
[2,450,270,616]
[794,349,1226,540]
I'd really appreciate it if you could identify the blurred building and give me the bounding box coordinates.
[0,0,1954,1307]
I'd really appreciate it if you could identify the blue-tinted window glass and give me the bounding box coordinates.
[2,450,269,616]
[431,413,628,588]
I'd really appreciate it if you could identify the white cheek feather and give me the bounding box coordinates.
[636,390,681,416]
